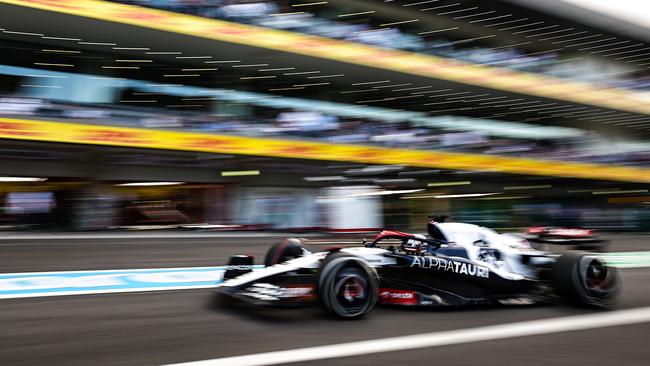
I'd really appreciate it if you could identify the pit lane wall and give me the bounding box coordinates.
[2,116,650,183]
[2,0,650,115]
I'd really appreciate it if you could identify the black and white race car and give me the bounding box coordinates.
[216,221,620,318]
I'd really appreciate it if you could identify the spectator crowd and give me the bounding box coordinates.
[1,95,648,167]
[114,0,650,91]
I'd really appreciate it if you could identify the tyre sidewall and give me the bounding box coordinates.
[553,252,620,308]
[318,253,378,318]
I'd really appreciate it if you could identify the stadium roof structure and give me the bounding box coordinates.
[505,0,650,43]
[0,0,649,139]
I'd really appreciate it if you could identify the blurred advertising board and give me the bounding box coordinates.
[1,116,650,183]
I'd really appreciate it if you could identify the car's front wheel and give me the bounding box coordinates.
[553,252,620,308]
[264,238,307,266]
[318,253,379,319]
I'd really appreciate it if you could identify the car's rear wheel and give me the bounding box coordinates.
[553,252,620,308]
[318,253,378,319]
[264,238,307,266]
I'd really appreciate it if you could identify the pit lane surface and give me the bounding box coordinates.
[1,234,649,366]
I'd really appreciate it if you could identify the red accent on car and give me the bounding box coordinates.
[372,230,417,242]
[281,285,316,300]
[548,228,592,237]
[378,288,418,305]
[527,226,546,234]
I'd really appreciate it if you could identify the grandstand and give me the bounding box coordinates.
[0,0,649,230]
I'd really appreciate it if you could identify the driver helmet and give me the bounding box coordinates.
[402,237,428,255]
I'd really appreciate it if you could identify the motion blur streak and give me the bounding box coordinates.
[1,0,650,364]
[603,251,650,268]
[164,306,650,366]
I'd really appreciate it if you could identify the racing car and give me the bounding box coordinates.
[216,220,620,318]
[522,226,607,251]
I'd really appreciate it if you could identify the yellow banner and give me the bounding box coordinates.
[1,116,649,183]
[2,0,650,115]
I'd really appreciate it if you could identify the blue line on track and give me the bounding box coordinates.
[0,266,264,299]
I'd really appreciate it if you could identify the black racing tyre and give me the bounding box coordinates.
[264,238,306,266]
[552,252,620,309]
[318,253,379,319]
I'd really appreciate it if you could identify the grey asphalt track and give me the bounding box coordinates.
[1,234,649,366]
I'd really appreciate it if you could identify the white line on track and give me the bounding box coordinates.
[163,306,650,366]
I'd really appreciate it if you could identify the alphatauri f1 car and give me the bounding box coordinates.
[216,221,620,318]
